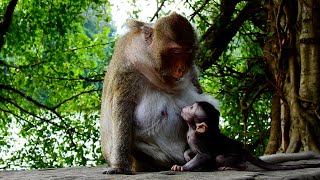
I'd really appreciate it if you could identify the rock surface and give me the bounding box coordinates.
[1,158,320,180]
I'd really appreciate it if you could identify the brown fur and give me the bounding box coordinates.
[100,13,217,174]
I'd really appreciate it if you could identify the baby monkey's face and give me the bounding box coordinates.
[181,103,206,124]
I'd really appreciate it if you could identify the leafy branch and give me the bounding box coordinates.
[187,0,210,25]
[0,84,99,148]
[66,42,113,52]
[200,0,262,70]
[0,84,56,111]
[0,0,18,49]
[0,96,64,128]
[0,41,111,70]
[43,75,104,82]
[0,84,99,117]
[150,0,167,21]
[53,89,99,109]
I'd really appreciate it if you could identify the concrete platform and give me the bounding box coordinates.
[1,158,320,180]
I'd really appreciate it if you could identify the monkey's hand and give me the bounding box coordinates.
[185,156,192,162]
[103,167,133,175]
[184,149,195,162]
[171,165,185,171]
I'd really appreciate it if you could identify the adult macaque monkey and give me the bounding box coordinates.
[100,12,217,174]
[171,101,320,171]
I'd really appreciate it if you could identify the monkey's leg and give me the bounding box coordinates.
[103,99,135,175]
[216,154,247,171]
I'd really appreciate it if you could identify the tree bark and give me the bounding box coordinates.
[263,0,320,154]
[297,0,320,151]
[265,94,281,154]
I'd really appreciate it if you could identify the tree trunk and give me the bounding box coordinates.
[265,94,282,154]
[264,0,320,154]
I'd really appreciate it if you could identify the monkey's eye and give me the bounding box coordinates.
[172,48,183,54]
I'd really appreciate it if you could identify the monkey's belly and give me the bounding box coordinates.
[133,91,190,167]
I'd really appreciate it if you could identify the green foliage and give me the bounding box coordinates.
[1,0,274,170]
[200,20,271,155]
[0,0,115,169]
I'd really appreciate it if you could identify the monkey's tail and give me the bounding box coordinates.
[247,153,320,170]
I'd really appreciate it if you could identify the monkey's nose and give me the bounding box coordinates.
[173,65,185,80]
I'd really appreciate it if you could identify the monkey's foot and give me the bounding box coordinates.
[171,165,185,171]
[218,166,236,171]
[218,165,247,171]
[103,167,133,175]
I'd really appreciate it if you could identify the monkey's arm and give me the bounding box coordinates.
[103,72,140,175]
[184,149,195,162]
[171,153,211,171]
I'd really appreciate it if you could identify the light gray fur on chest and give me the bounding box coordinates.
[132,80,219,164]
[134,86,219,135]
[134,90,183,135]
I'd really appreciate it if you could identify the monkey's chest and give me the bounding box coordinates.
[133,90,189,164]
[134,91,182,134]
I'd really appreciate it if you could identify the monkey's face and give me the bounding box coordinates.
[150,12,197,83]
[181,103,206,124]
[158,46,193,81]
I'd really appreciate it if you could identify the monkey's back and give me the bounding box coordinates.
[208,133,246,158]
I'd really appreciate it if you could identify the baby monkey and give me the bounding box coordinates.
[171,101,320,171]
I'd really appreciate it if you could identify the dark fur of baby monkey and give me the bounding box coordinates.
[171,101,320,171]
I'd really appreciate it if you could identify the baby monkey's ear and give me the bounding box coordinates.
[196,122,208,134]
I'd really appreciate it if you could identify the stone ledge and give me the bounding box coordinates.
[1,159,320,180]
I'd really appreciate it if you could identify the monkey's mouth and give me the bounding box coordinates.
[174,77,181,81]
[181,108,189,121]
[172,73,184,81]
[171,74,183,81]
[162,75,181,83]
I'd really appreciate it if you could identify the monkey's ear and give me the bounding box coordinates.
[143,26,153,45]
[196,122,208,134]
[127,20,145,28]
